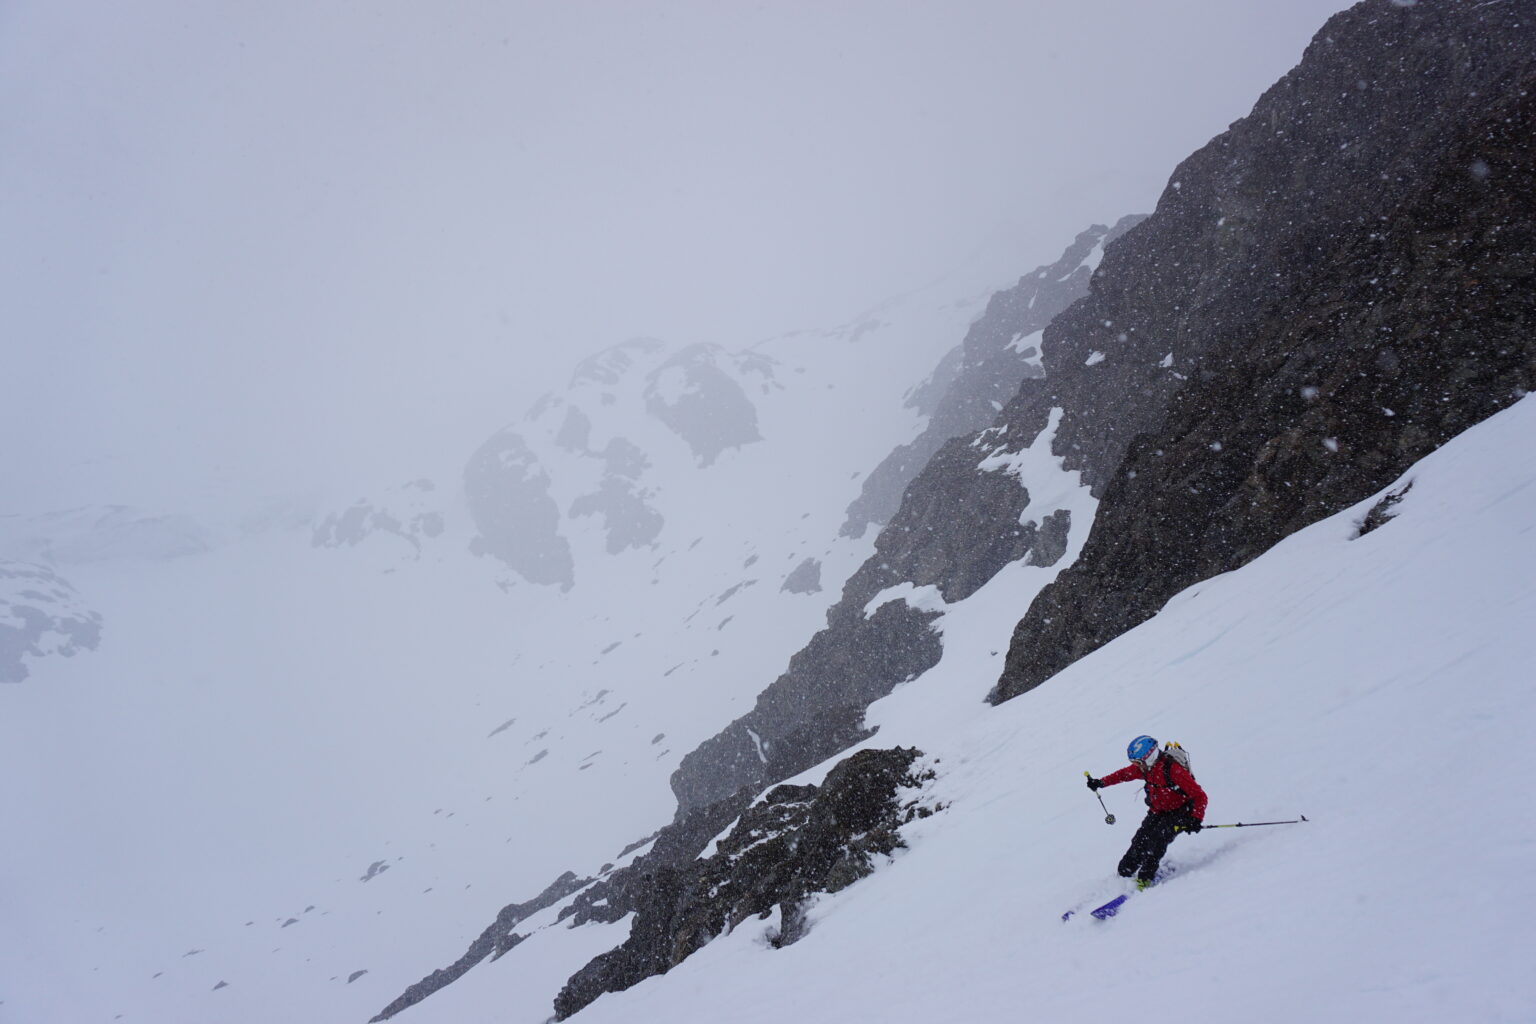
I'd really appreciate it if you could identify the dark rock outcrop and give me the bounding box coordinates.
[670,600,938,814]
[992,0,1536,701]
[841,217,1144,538]
[1357,482,1413,538]
[851,402,1053,604]
[554,748,933,1020]
[370,871,592,1022]
[558,788,761,930]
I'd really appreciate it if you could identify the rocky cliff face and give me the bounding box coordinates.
[993,0,1536,701]
[841,217,1143,539]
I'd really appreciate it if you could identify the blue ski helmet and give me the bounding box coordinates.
[1127,735,1158,762]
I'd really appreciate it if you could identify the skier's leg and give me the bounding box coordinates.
[1134,813,1181,883]
[1116,814,1160,878]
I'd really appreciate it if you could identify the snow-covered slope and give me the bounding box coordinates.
[443,391,1536,1024]
[0,261,1024,1024]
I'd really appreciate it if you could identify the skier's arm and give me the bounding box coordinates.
[1097,764,1143,788]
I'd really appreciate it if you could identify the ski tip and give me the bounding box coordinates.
[1089,894,1129,920]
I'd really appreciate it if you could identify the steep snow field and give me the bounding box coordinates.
[430,397,1536,1024]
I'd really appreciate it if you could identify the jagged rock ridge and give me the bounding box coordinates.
[553,748,934,1020]
[841,217,1143,539]
[369,870,591,1022]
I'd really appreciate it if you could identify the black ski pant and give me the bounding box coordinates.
[1117,809,1191,883]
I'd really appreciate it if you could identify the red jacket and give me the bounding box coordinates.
[1100,755,1208,819]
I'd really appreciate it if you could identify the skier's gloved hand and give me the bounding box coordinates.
[1182,819,1203,833]
[1086,777,1103,791]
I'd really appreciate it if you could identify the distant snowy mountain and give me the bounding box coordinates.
[0,504,212,565]
[0,245,1047,1024]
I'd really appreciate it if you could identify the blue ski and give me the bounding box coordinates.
[1061,894,1127,922]
[1061,865,1177,921]
[1090,895,1128,919]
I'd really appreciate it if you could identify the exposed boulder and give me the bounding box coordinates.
[1356,482,1414,539]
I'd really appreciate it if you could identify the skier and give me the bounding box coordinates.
[1087,735,1207,890]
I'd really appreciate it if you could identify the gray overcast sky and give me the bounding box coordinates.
[1,0,1353,512]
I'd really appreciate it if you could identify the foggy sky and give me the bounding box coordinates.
[0,0,1353,513]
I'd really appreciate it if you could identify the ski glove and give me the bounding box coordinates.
[1086,777,1103,791]
[1182,819,1203,833]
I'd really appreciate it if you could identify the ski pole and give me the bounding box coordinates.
[1179,815,1309,831]
[1083,771,1115,824]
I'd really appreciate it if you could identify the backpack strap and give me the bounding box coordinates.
[1161,757,1192,809]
